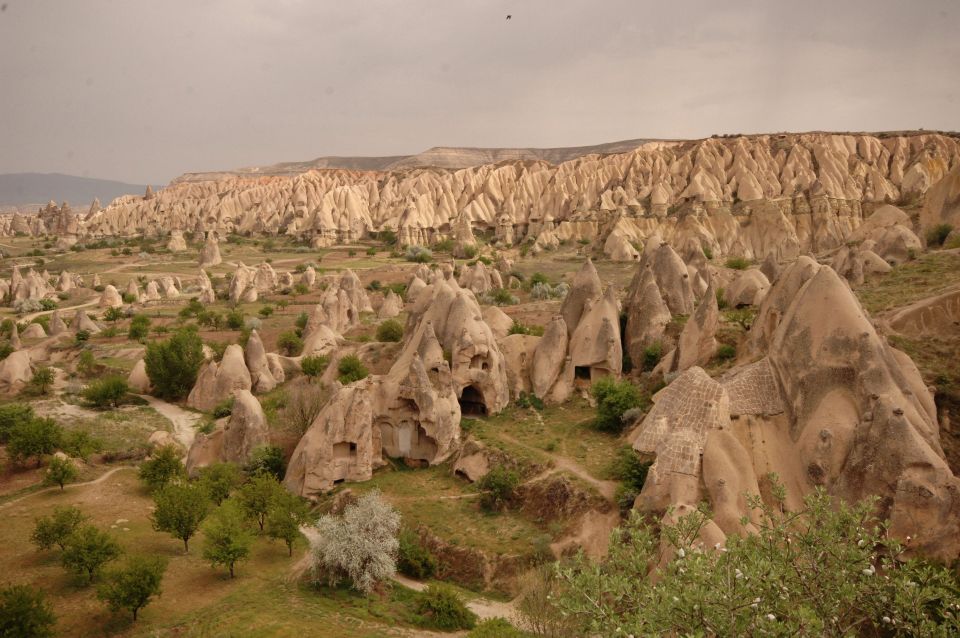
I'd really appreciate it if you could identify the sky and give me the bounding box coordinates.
[1,0,958,185]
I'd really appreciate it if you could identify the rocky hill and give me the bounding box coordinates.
[13,132,960,262]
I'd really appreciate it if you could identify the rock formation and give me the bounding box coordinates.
[308,269,373,334]
[167,230,188,252]
[245,330,277,393]
[186,390,269,474]
[127,359,152,393]
[98,284,123,309]
[629,260,960,560]
[377,289,403,319]
[198,232,222,268]
[186,344,253,412]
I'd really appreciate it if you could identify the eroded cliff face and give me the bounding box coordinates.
[62,132,959,258]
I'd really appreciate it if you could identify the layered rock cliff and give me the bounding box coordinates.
[18,132,960,260]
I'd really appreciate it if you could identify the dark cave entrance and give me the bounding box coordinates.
[459,385,488,416]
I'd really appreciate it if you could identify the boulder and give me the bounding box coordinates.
[98,284,123,309]
[21,323,46,339]
[198,233,222,268]
[127,359,152,393]
[377,289,403,319]
[167,230,188,252]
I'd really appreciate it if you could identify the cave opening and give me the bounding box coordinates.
[459,385,488,416]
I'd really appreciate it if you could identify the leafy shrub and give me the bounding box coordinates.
[337,355,369,384]
[591,377,647,433]
[725,307,757,330]
[515,392,545,410]
[276,331,304,356]
[83,376,129,409]
[486,288,518,306]
[7,418,62,465]
[138,445,185,492]
[0,584,56,637]
[144,328,205,400]
[433,238,455,252]
[75,330,91,344]
[701,243,714,260]
[29,367,56,395]
[379,229,397,245]
[716,287,728,310]
[476,466,520,512]
[715,344,736,361]
[608,446,651,493]
[375,319,403,342]
[926,223,953,247]
[258,305,274,318]
[404,245,433,263]
[60,429,102,460]
[508,321,544,336]
[212,397,234,418]
[467,618,524,637]
[642,342,664,372]
[294,312,309,332]
[554,481,960,637]
[225,310,245,330]
[725,256,751,270]
[0,342,12,361]
[414,584,477,631]
[365,247,377,256]
[397,527,437,580]
[301,354,330,378]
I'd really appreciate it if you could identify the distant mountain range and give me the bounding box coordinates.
[172,138,658,183]
[0,173,149,208]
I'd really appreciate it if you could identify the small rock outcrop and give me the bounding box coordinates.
[198,233,222,268]
[186,344,253,412]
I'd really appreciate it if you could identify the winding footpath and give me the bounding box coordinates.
[137,394,201,453]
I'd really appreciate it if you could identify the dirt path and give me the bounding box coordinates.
[20,297,99,323]
[0,466,133,510]
[137,394,200,452]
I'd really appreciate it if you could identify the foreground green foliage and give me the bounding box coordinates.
[138,445,185,492]
[83,376,129,408]
[151,482,210,552]
[31,506,87,551]
[376,319,404,342]
[202,501,253,578]
[0,584,56,638]
[476,466,520,512]
[337,355,369,384]
[554,479,960,637]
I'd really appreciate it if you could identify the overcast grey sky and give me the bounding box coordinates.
[1,0,957,184]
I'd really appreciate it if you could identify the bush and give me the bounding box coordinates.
[151,482,210,552]
[300,354,330,378]
[725,256,751,270]
[554,482,960,637]
[75,329,90,344]
[715,343,736,361]
[202,501,253,578]
[404,245,433,263]
[926,223,953,247]
[508,321,544,336]
[310,490,400,594]
[138,445,185,492]
[258,305,274,318]
[198,462,242,505]
[77,350,97,377]
[83,376,129,409]
[0,403,34,443]
[468,618,525,637]
[397,527,437,580]
[0,342,12,361]
[487,288,518,306]
[414,584,477,631]
[276,330,304,356]
[61,429,102,460]
[144,328,205,400]
[29,367,56,395]
[337,355,369,384]
[31,506,87,552]
[716,287,728,310]
[608,446,651,493]
[641,342,664,372]
[379,229,397,245]
[515,392,544,410]
[591,377,647,433]
[225,310,245,330]
[476,466,520,512]
[375,319,403,342]
[212,397,234,418]
[128,315,151,341]
[0,584,56,638]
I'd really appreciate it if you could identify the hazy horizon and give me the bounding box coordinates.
[2,0,958,185]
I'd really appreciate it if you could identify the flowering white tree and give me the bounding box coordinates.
[310,489,400,594]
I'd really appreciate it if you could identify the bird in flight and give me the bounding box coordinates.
[506,15,512,20]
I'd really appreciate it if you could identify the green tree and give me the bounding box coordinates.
[127,315,151,341]
[144,328,204,400]
[0,584,56,638]
[276,330,304,356]
[82,376,129,409]
[61,524,122,583]
[151,482,209,552]
[97,555,167,621]
[198,462,242,505]
[554,480,960,637]
[29,367,55,395]
[476,466,520,512]
[202,501,253,578]
[225,310,245,330]
[336,355,369,384]
[31,506,87,551]
[237,472,284,531]
[7,418,62,466]
[103,307,124,323]
[138,445,185,492]
[0,403,34,443]
[397,527,437,579]
[43,456,77,490]
[375,319,403,342]
[265,490,309,556]
[76,350,98,377]
[590,377,646,433]
[245,445,286,481]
